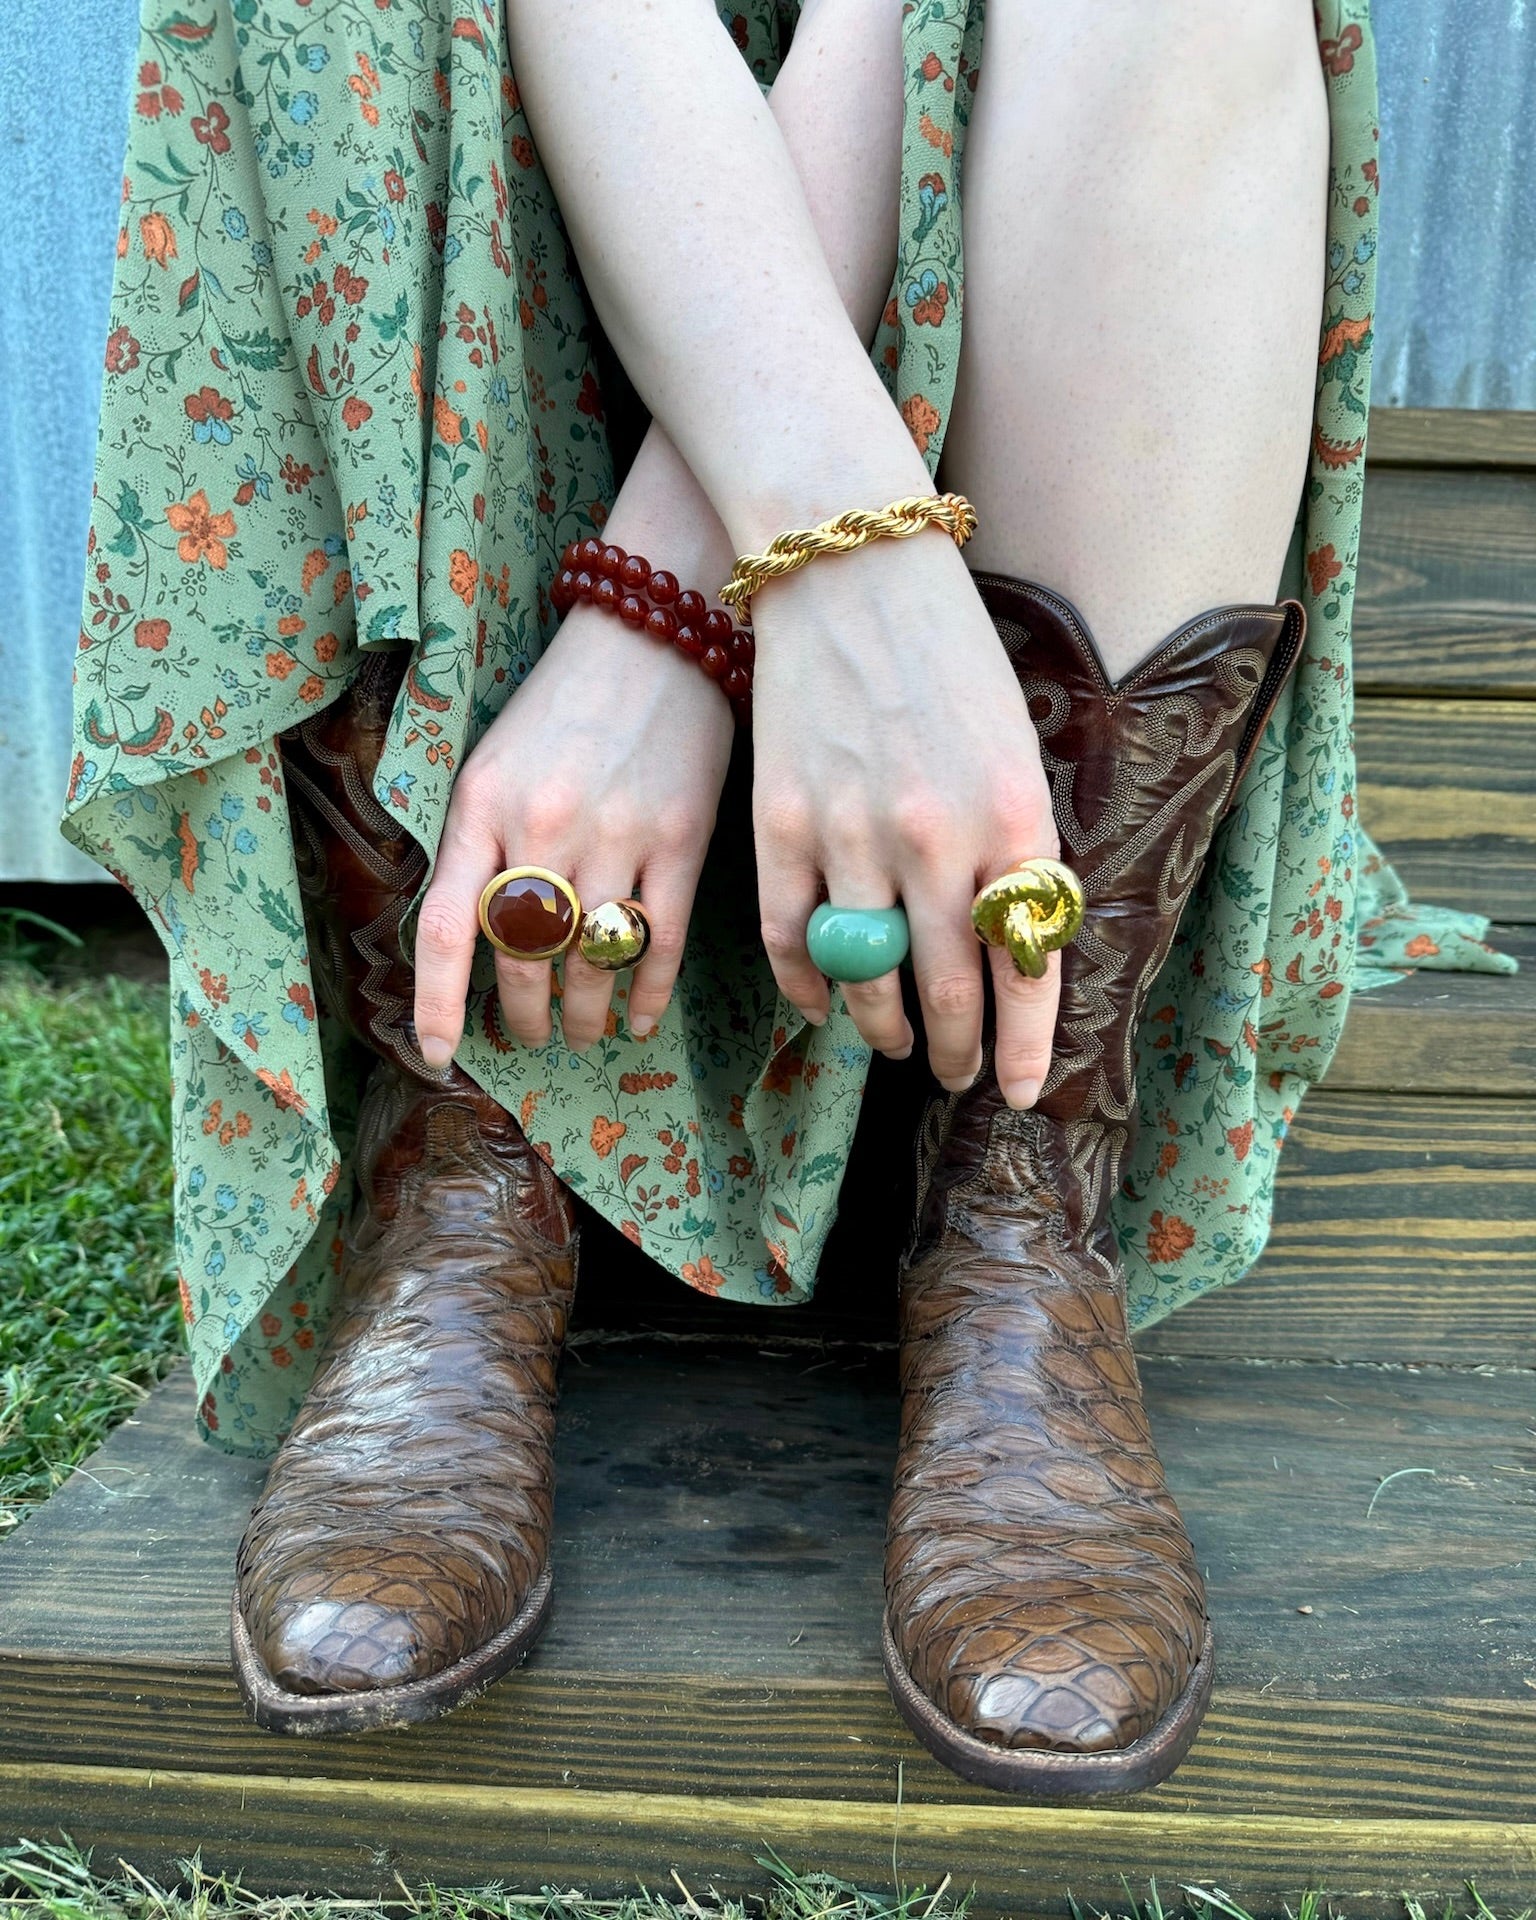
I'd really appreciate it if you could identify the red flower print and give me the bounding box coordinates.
[256,1066,308,1115]
[341,395,373,430]
[1313,427,1366,469]
[139,212,178,268]
[590,1115,626,1158]
[135,618,170,650]
[910,278,948,328]
[105,325,140,374]
[1305,544,1342,595]
[1318,313,1371,365]
[384,169,406,202]
[577,369,604,420]
[165,483,234,564]
[192,100,231,154]
[681,1255,724,1296]
[511,134,535,169]
[136,62,184,118]
[900,393,941,454]
[1225,1121,1255,1163]
[288,981,316,1020]
[1146,1211,1197,1263]
[334,262,369,306]
[1321,24,1362,75]
[1404,933,1441,959]
[920,51,943,81]
[184,385,234,429]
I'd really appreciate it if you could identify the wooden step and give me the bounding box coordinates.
[1138,1088,1536,1367]
[0,1352,1531,1914]
[1354,465,1536,696]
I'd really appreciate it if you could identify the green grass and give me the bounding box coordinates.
[0,1840,1527,1920]
[0,912,182,1535]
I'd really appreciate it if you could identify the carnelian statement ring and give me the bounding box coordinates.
[478,866,583,963]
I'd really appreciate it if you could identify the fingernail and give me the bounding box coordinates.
[800,1008,827,1027]
[1005,1079,1040,1110]
[419,1035,454,1069]
[630,1014,655,1038]
[886,1045,913,1062]
[938,1073,977,1094]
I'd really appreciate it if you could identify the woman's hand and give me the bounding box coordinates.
[750,533,1062,1109]
[413,608,735,1063]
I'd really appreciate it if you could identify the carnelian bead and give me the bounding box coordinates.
[702,608,733,646]
[723,665,751,703]
[594,576,620,611]
[675,622,704,659]
[730,630,756,668]
[618,592,647,626]
[551,568,577,611]
[561,540,580,569]
[577,537,604,568]
[598,544,625,578]
[647,569,679,605]
[675,589,706,625]
[618,553,651,592]
[574,569,595,600]
[701,642,730,680]
[644,606,678,643]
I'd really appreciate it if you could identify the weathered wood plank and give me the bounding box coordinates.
[2,1353,1530,1720]
[1353,698,1536,922]
[1324,923,1536,1092]
[1365,406,1536,470]
[2,1657,1530,1824]
[1138,1091,1536,1364]
[1353,468,1536,695]
[3,1762,1532,1917]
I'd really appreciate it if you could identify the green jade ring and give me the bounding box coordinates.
[806,902,911,984]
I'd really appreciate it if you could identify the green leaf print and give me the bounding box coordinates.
[257,877,304,944]
[365,603,409,642]
[221,328,289,372]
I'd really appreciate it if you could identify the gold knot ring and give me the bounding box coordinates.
[971,858,1086,980]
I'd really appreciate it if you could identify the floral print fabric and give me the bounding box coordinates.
[65,0,1506,1454]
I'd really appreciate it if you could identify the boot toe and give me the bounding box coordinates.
[908,1583,1203,1755]
[241,1535,516,1697]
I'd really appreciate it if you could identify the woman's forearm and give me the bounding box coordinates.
[563,0,910,591]
[507,0,928,551]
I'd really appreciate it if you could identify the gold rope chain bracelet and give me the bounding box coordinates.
[718,491,978,624]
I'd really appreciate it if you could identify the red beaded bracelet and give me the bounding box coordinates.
[550,538,755,725]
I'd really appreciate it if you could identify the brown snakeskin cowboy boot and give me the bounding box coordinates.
[231,648,578,1735]
[883,574,1305,1796]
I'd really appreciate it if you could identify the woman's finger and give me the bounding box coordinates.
[904,874,988,1093]
[988,941,1061,1108]
[413,807,498,1070]
[816,854,912,1059]
[495,948,558,1051]
[755,813,832,1027]
[559,860,641,1052]
[624,848,707,1039]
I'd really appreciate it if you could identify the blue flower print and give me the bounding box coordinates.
[288,91,319,125]
[221,207,248,242]
[298,42,328,71]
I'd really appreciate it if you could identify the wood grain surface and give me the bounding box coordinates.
[1364,406,1536,469]
[2,1761,1531,1916]
[2,1353,1530,1775]
[1141,1090,1536,1364]
[1353,468,1536,694]
[1352,699,1536,920]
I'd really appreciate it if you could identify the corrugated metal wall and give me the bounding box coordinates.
[1,1,138,882]
[1,3,1532,880]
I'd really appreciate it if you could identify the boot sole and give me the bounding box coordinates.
[231,1567,553,1736]
[881,1611,1215,1798]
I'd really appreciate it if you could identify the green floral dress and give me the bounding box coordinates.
[64,0,1510,1455]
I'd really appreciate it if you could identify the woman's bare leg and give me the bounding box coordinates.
[943,0,1329,679]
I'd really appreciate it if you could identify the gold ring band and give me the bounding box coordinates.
[477,865,583,963]
[971,858,1086,979]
